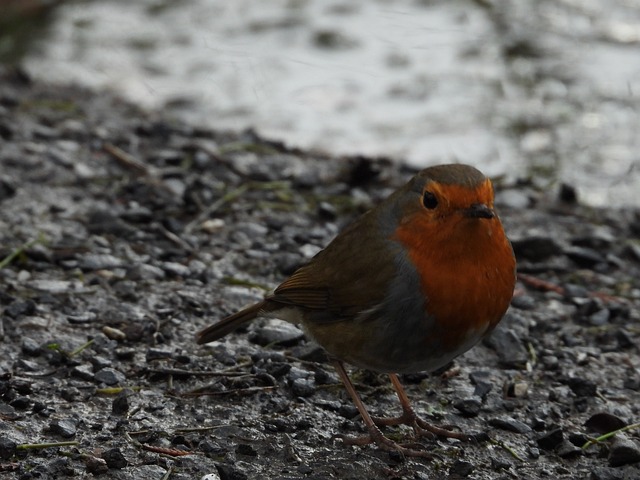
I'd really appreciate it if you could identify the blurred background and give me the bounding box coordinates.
[2,0,639,207]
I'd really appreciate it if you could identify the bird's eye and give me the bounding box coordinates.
[422,191,438,209]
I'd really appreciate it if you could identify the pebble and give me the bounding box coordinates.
[0,436,17,460]
[162,261,191,277]
[90,355,112,370]
[49,418,77,438]
[85,456,109,475]
[588,308,610,326]
[483,327,528,368]
[94,367,126,385]
[21,337,41,356]
[536,428,564,450]
[318,201,338,220]
[510,294,536,310]
[564,246,606,267]
[127,263,166,280]
[4,299,36,318]
[565,377,597,397]
[608,437,640,467]
[201,472,222,480]
[146,347,173,361]
[71,364,95,381]
[511,236,562,261]
[249,320,304,347]
[102,448,128,469]
[448,460,474,477]
[589,467,625,480]
[9,396,31,409]
[290,377,316,397]
[66,312,98,324]
[489,416,532,434]
[102,326,127,341]
[236,443,258,456]
[453,398,482,417]
[49,457,75,476]
[468,371,493,398]
[112,390,130,415]
[78,253,125,271]
[556,439,583,458]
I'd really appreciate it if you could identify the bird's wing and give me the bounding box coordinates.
[271,213,399,323]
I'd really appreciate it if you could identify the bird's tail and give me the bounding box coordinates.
[196,301,270,344]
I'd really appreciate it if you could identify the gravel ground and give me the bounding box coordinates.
[0,68,639,479]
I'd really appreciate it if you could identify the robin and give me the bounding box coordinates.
[196,164,516,458]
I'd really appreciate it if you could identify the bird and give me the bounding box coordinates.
[196,164,516,458]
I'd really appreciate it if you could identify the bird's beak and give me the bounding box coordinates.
[463,203,495,219]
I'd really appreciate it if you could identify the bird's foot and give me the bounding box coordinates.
[372,410,469,441]
[336,424,434,459]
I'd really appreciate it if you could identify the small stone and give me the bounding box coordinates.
[589,466,625,480]
[541,355,559,370]
[490,456,512,471]
[318,201,337,220]
[453,398,482,417]
[448,460,474,477]
[102,448,127,469]
[483,327,528,368]
[49,418,77,438]
[585,412,627,434]
[66,312,97,324]
[94,367,126,385]
[249,320,304,347]
[60,387,81,402]
[28,279,73,293]
[537,428,563,450]
[91,355,112,370]
[49,457,75,476]
[565,246,606,268]
[114,348,136,360]
[5,300,36,318]
[162,261,191,277]
[9,396,31,410]
[201,472,222,480]
[21,337,41,356]
[557,439,583,458]
[78,254,124,271]
[85,456,109,475]
[558,183,578,204]
[588,309,610,326]
[236,443,258,456]
[511,236,562,261]
[489,416,532,434]
[274,252,303,276]
[146,347,173,361]
[609,437,640,467]
[201,218,225,233]
[290,377,316,397]
[71,364,94,381]
[510,381,529,398]
[112,390,130,415]
[127,263,166,281]
[510,294,536,310]
[102,326,127,341]
[565,377,597,397]
[0,436,17,460]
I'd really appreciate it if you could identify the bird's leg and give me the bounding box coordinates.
[371,373,468,441]
[331,360,433,459]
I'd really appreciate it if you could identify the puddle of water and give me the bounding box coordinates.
[15,0,640,207]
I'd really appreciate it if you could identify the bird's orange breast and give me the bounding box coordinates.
[394,212,516,350]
